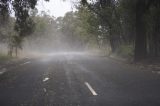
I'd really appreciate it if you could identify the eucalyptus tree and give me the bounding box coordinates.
[80,0,160,61]
[80,0,122,53]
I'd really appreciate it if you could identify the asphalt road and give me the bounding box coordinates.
[0,54,160,106]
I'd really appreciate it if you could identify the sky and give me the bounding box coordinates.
[36,0,75,17]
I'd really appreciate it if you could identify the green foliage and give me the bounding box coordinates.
[12,35,23,49]
[80,0,160,60]
[1,0,160,60]
[116,44,134,58]
[0,53,13,61]
[0,0,39,38]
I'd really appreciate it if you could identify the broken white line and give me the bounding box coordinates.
[43,88,47,92]
[20,61,31,65]
[0,68,7,75]
[43,77,49,82]
[0,71,6,75]
[85,82,98,96]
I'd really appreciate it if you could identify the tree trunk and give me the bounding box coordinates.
[96,36,101,49]
[8,46,13,57]
[15,47,18,57]
[153,22,160,57]
[134,0,147,61]
[108,26,117,53]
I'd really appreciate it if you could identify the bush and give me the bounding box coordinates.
[0,54,13,61]
[116,44,134,59]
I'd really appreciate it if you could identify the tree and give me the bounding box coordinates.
[80,0,122,53]
[80,0,160,61]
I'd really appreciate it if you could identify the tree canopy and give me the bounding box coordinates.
[0,0,160,62]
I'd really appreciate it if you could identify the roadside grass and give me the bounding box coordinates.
[0,54,14,61]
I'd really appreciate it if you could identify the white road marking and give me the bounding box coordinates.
[0,68,7,75]
[0,71,6,75]
[43,77,49,82]
[43,88,47,92]
[85,82,98,96]
[157,71,160,74]
[20,61,31,66]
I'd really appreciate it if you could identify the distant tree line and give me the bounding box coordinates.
[25,9,98,52]
[0,0,160,62]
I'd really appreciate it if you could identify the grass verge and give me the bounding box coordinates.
[0,54,14,61]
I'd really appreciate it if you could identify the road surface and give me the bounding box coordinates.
[0,54,160,106]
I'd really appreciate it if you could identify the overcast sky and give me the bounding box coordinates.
[36,0,75,17]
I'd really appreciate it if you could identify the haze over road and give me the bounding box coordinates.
[0,53,160,106]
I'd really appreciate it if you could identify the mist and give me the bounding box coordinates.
[1,1,160,106]
[21,10,102,57]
